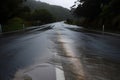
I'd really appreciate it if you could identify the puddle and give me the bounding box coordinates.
[13,63,54,80]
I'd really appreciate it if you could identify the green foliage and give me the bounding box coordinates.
[3,17,24,32]
[66,19,73,24]
[18,6,31,21]
[100,0,120,31]
[25,0,73,21]
[0,0,26,24]
[74,0,102,18]
[31,9,55,25]
[72,0,120,32]
[8,17,23,24]
[72,0,111,18]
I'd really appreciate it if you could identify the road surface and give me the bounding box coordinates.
[0,22,120,80]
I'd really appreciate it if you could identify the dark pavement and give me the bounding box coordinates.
[0,22,120,80]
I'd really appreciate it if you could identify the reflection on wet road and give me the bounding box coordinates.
[0,22,120,80]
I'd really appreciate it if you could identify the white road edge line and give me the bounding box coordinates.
[56,66,65,80]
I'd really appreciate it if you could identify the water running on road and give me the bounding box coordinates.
[0,22,120,80]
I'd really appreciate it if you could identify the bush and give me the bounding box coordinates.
[66,19,73,24]
[3,17,24,32]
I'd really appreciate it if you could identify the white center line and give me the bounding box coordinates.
[56,66,65,80]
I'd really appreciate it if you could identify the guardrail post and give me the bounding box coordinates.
[0,24,2,34]
[102,25,104,34]
[23,24,25,31]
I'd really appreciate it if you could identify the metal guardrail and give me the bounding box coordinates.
[0,24,54,35]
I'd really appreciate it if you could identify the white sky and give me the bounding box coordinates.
[36,0,76,9]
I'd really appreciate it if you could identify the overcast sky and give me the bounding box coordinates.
[36,0,76,9]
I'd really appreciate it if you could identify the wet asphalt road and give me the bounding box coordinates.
[0,22,120,80]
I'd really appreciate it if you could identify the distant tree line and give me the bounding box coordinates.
[0,0,56,32]
[25,0,73,21]
[71,0,120,33]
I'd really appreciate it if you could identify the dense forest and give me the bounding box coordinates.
[70,0,120,33]
[1,0,119,33]
[0,0,72,32]
[25,0,73,21]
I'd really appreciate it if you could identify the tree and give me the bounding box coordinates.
[72,0,120,32]
[31,9,55,25]
[0,0,26,24]
[18,6,31,21]
[101,0,120,31]
[73,0,103,18]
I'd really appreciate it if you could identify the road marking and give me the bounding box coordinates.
[56,29,86,80]
[56,66,65,80]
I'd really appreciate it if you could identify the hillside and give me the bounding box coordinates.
[24,0,73,21]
